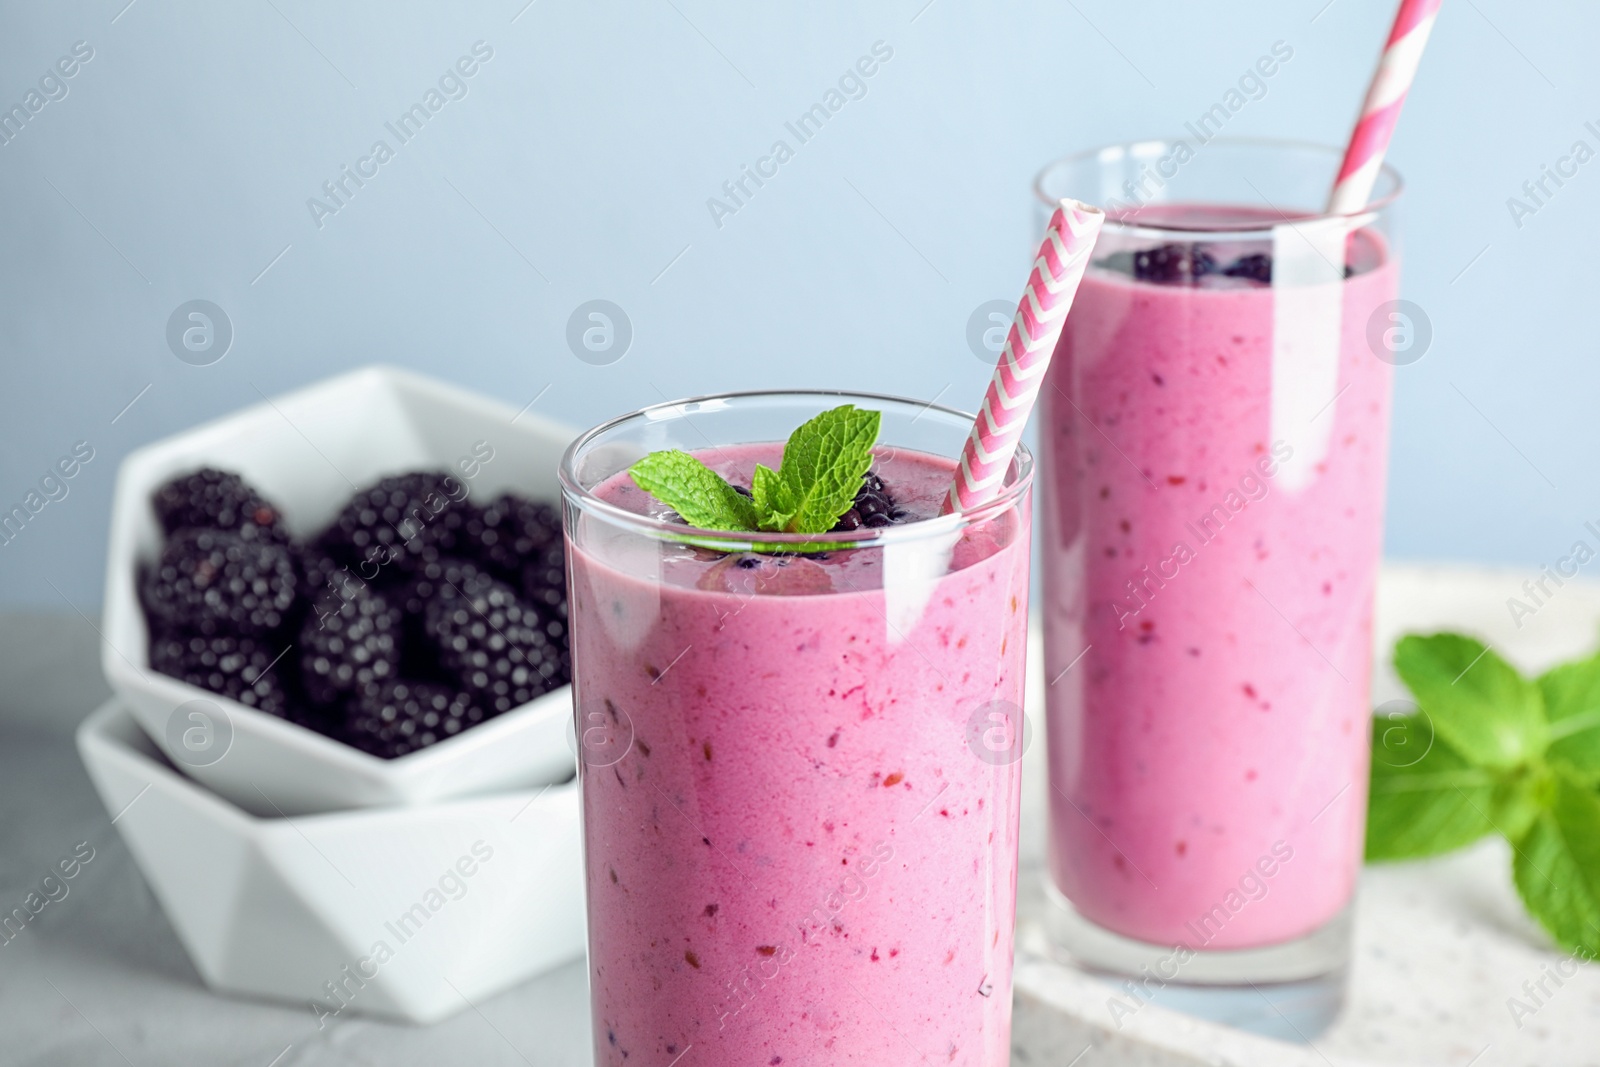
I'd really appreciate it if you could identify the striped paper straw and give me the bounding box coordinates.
[943,198,1103,515]
[1326,0,1443,215]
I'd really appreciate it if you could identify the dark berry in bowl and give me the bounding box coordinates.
[137,464,574,758]
[394,555,489,675]
[151,468,288,544]
[141,528,299,636]
[456,494,561,580]
[345,679,488,759]
[149,630,293,717]
[519,541,568,626]
[423,569,566,715]
[298,551,362,609]
[398,556,491,618]
[298,576,402,708]
[320,472,477,577]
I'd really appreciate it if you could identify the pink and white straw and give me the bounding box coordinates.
[1326,0,1443,214]
[944,199,1103,515]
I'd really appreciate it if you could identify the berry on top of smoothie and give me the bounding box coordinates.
[1109,243,1218,284]
[1099,242,1360,286]
[1221,252,1274,285]
[834,471,914,530]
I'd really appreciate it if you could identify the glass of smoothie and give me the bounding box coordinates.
[559,391,1033,1066]
[1033,140,1401,1005]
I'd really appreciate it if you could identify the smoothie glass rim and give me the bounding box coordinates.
[557,388,1033,549]
[1033,136,1403,238]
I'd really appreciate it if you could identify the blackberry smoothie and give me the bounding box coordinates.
[1040,201,1398,951]
[562,404,1032,1066]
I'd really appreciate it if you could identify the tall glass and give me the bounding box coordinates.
[1034,141,1401,996]
[559,391,1032,1066]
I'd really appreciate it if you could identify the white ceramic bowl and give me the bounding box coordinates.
[102,365,579,816]
[77,699,585,1024]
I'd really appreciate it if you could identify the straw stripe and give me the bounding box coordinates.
[943,199,1103,514]
[1386,0,1439,43]
[1327,0,1443,214]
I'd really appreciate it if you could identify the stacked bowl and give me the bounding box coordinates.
[77,367,586,1023]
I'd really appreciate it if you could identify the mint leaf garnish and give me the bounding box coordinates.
[1367,630,1600,954]
[750,463,792,532]
[1393,633,1547,770]
[1513,772,1600,957]
[1538,651,1600,781]
[626,404,882,539]
[759,405,880,535]
[1365,714,1501,860]
[628,450,758,532]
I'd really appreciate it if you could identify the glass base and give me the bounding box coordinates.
[1038,876,1350,1042]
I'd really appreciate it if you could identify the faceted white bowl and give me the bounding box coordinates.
[77,699,585,1024]
[102,365,578,816]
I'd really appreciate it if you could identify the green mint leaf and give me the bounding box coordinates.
[1538,651,1600,782]
[1365,714,1502,860]
[768,404,880,535]
[1494,771,1547,844]
[1512,772,1600,957]
[628,450,757,532]
[749,463,795,533]
[1393,633,1548,771]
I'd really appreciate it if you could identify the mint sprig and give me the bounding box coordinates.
[1368,632,1600,957]
[627,404,881,538]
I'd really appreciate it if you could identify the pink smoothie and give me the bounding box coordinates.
[570,444,1030,1065]
[1041,205,1397,949]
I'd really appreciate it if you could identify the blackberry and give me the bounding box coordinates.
[397,556,489,617]
[456,494,561,579]
[520,540,570,678]
[149,630,292,717]
[299,551,363,610]
[1221,253,1273,285]
[423,569,564,714]
[1102,244,1217,285]
[345,679,486,759]
[151,468,288,544]
[141,528,299,635]
[319,472,476,577]
[519,540,568,627]
[1217,253,1356,284]
[389,556,491,680]
[298,575,402,708]
[832,470,915,531]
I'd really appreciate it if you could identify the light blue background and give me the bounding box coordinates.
[0,0,1592,608]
